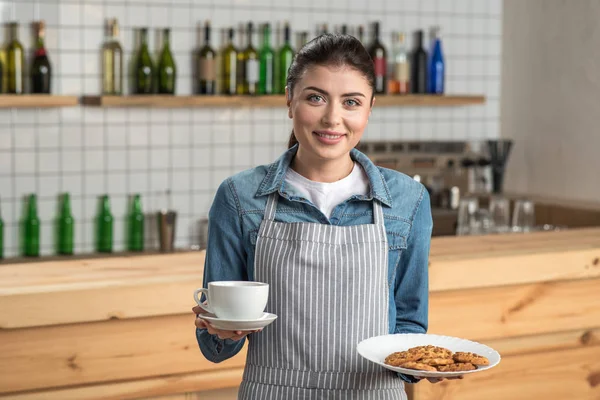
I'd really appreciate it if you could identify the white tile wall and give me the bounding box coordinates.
[0,0,502,258]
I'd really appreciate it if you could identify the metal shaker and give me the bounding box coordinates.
[157,210,177,252]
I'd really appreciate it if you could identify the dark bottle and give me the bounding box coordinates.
[368,22,387,94]
[0,197,4,259]
[128,194,144,252]
[0,57,3,93]
[57,193,74,255]
[259,24,275,95]
[411,30,428,94]
[31,21,52,94]
[96,195,113,253]
[7,22,25,94]
[23,194,40,257]
[427,26,445,94]
[157,28,177,95]
[134,28,154,94]
[276,22,294,95]
[221,28,238,95]
[239,22,259,95]
[197,21,217,95]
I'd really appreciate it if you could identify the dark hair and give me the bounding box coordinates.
[286,34,375,148]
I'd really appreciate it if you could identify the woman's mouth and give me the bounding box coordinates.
[313,130,346,144]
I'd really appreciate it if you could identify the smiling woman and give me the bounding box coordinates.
[194,34,435,400]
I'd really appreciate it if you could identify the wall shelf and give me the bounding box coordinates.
[80,94,485,108]
[0,95,80,108]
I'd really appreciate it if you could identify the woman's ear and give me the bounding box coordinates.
[286,86,293,119]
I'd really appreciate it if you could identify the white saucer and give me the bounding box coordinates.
[199,312,278,331]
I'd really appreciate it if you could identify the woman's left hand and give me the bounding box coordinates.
[419,375,463,383]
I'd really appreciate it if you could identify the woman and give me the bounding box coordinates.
[193,34,438,399]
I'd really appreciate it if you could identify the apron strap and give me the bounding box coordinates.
[373,199,385,226]
[264,192,279,221]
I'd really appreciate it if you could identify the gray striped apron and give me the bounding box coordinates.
[238,193,406,400]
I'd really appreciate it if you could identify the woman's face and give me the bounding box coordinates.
[287,65,374,162]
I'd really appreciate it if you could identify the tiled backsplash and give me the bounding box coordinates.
[0,0,502,257]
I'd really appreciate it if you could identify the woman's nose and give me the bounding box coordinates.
[321,104,343,127]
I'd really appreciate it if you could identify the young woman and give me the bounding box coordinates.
[193,34,437,399]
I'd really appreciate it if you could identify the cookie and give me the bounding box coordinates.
[399,361,437,372]
[453,352,490,366]
[384,351,422,366]
[420,357,455,366]
[410,345,453,359]
[437,362,477,372]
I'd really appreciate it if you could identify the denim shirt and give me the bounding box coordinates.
[196,145,433,384]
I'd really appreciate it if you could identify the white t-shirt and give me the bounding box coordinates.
[284,162,370,219]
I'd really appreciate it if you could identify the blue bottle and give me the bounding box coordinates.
[428,26,445,94]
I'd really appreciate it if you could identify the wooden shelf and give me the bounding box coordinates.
[0,94,79,108]
[81,94,485,108]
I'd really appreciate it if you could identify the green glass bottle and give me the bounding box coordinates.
[276,22,294,94]
[0,197,4,259]
[57,193,74,255]
[197,21,217,95]
[31,21,52,94]
[102,19,123,95]
[157,28,176,95]
[221,28,238,95]
[239,22,259,95]
[7,22,25,94]
[0,56,4,93]
[23,194,40,257]
[96,195,113,253]
[128,194,144,252]
[134,28,154,94]
[259,24,275,95]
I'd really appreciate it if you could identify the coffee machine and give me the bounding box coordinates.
[358,141,483,236]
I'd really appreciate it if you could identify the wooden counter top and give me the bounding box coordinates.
[1,228,599,329]
[1,228,599,400]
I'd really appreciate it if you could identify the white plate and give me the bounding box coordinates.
[357,333,501,378]
[199,312,278,331]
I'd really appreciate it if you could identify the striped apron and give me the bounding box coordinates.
[238,193,406,399]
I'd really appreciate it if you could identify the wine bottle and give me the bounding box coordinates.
[128,194,144,252]
[0,56,4,93]
[57,193,74,255]
[102,19,124,95]
[411,30,428,94]
[134,28,154,94]
[368,22,387,94]
[276,22,294,95]
[391,32,410,95]
[96,195,113,253]
[23,194,40,257]
[197,21,216,95]
[0,197,4,259]
[357,25,365,44]
[427,26,445,94]
[239,22,259,95]
[221,28,238,95]
[158,28,177,95]
[259,24,275,95]
[7,22,25,94]
[31,21,52,94]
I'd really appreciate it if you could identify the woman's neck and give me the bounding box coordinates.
[291,146,355,183]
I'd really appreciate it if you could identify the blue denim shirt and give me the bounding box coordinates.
[196,145,432,383]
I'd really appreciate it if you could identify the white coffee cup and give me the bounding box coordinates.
[193,281,269,320]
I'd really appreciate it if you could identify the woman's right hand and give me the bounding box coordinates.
[193,305,260,341]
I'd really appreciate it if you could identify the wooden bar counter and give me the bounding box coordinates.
[1,228,599,400]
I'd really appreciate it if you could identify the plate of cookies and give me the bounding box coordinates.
[357,333,501,378]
